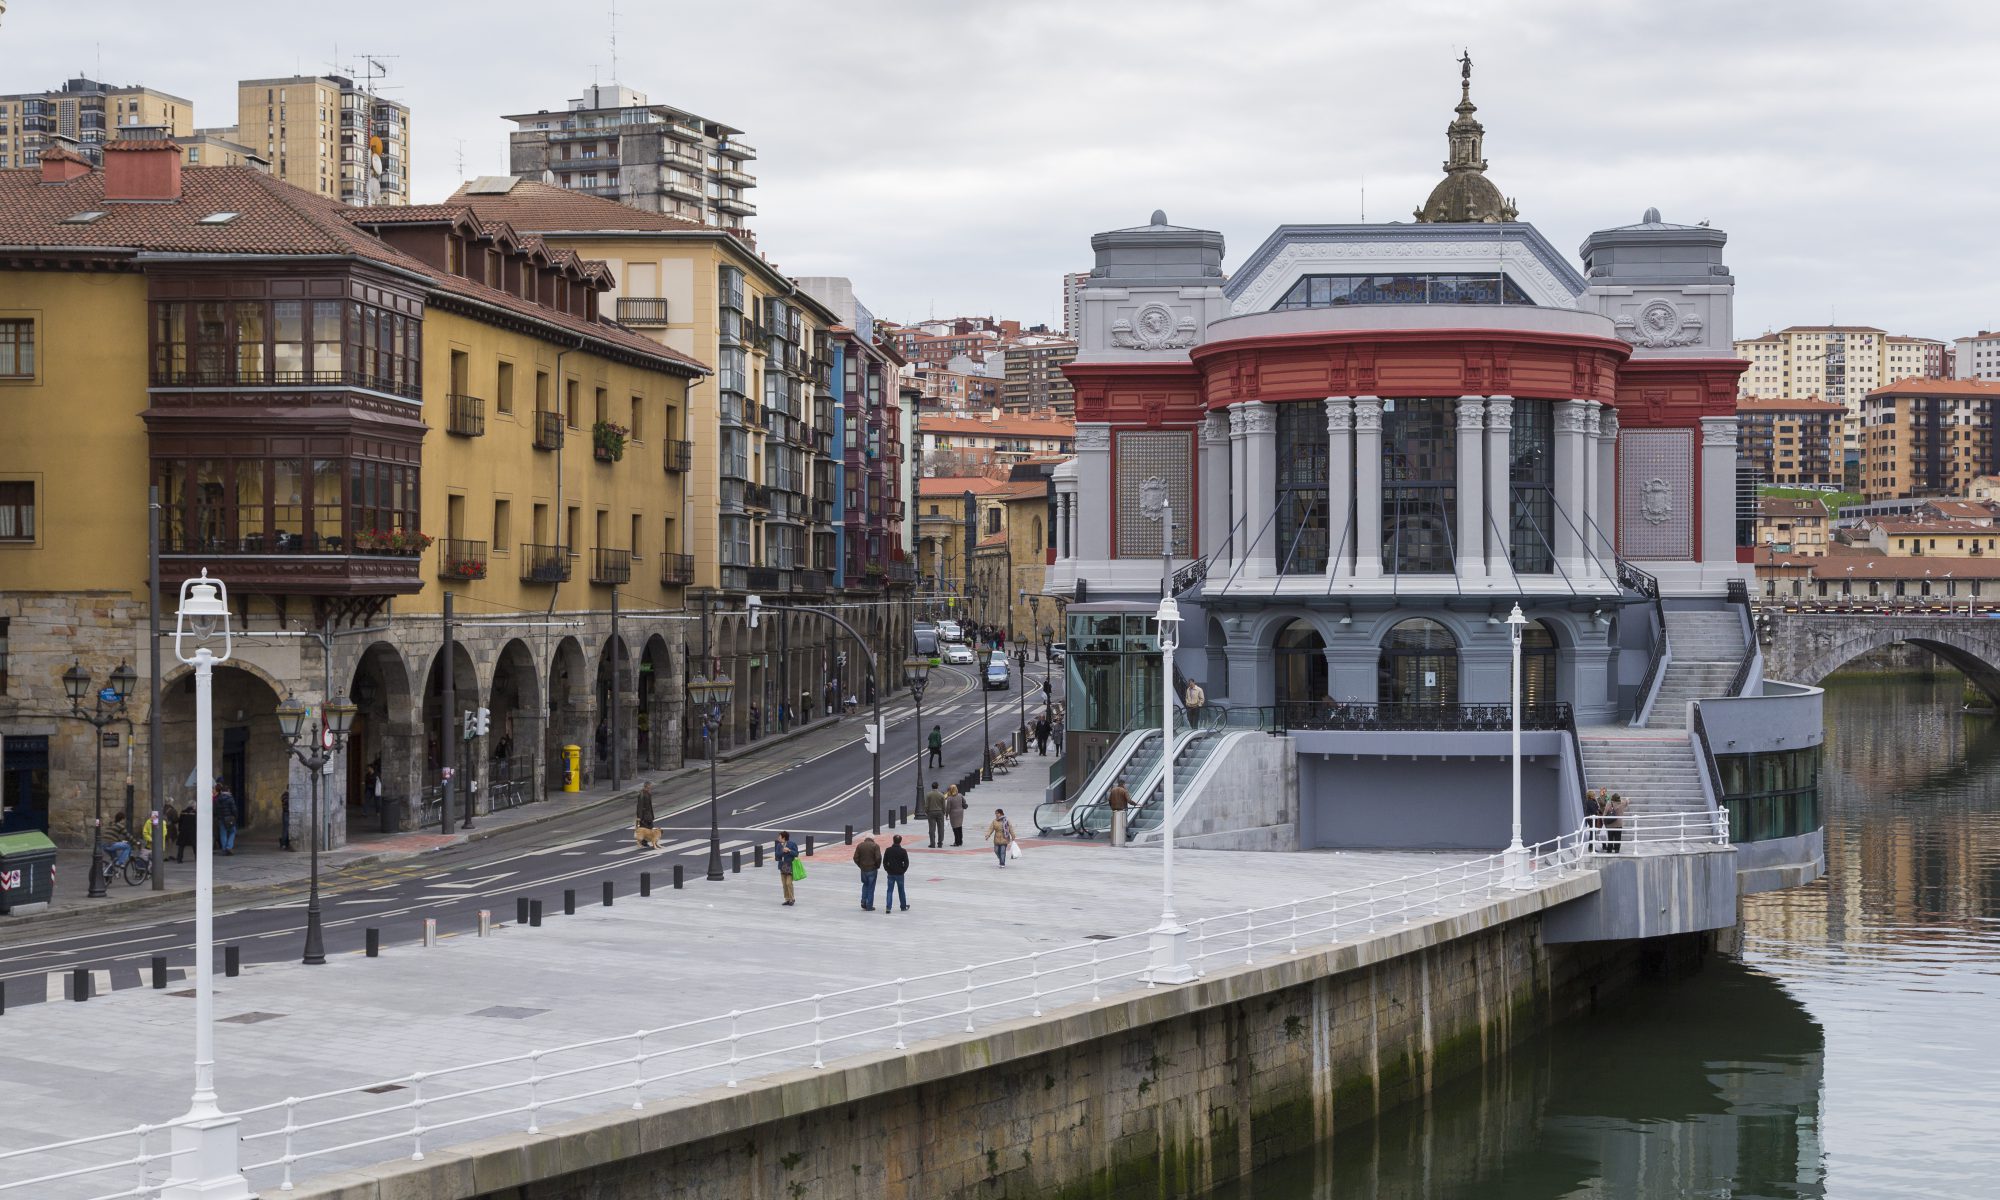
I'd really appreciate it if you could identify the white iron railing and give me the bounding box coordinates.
[1580,809,1730,854]
[0,825,1680,1200]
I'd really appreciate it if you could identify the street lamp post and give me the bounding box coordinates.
[904,654,930,804]
[61,659,136,898]
[1015,589,1029,746]
[275,691,357,965]
[690,672,734,882]
[1143,491,1194,985]
[979,633,994,782]
[163,570,251,1200]
[1505,603,1530,886]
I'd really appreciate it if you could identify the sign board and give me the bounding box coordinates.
[97,687,121,705]
[1,868,19,891]
[100,732,120,749]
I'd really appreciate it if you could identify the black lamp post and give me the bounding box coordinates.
[63,659,136,898]
[275,690,357,965]
[1026,594,1041,663]
[904,654,931,804]
[691,671,734,881]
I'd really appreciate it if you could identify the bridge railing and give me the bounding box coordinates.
[0,833,1610,1200]
[1579,809,1729,854]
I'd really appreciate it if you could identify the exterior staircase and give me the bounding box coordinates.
[1642,609,1746,730]
[1577,731,1710,819]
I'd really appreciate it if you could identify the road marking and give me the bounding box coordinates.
[658,839,707,854]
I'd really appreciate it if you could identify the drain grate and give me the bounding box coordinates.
[471,1005,549,1020]
[1083,934,1117,941]
[362,1083,406,1095]
[219,1011,286,1025]
[168,989,197,998]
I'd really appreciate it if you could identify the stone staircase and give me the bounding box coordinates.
[1642,609,1747,730]
[1577,731,1709,818]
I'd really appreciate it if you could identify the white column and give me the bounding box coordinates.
[1455,397,1487,582]
[1227,405,1248,573]
[1074,424,1112,561]
[1054,491,1069,559]
[1581,402,1603,578]
[1699,416,1740,565]
[1240,403,1278,577]
[1556,400,1590,577]
[1200,411,1231,564]
[1485,397,1514,579]
[1597,406,1620,561]
[1352,397,1383,579]
[1324,398,1354,579]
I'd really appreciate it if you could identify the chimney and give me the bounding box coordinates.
[102,139,183,202]
[39,142,93,184]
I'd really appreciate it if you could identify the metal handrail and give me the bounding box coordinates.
[1689,702,1729,831]
[1618,557,1671,726]
[1579,809,1729,853]
[1726,580,1757,696]
[7,830,1614,1200]
[1278,701,1573,732]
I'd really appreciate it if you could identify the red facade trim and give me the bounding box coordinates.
[1187,327,1634,409]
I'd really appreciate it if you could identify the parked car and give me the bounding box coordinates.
[943,643,976,665]
[1048,642,1066,664]
[985,656,1011,691]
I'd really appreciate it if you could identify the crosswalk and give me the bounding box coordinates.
[2,962,190,1008]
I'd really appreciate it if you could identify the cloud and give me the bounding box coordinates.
[4,0,1996,340]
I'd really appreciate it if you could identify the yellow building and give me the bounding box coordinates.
[915,474,1057,641]
[0,142,699,844]
[1735,326,1947,462]
[236,74,411,205]
[176,130,269,172]
[0,76,192,168]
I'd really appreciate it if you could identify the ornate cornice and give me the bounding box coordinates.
[1485,398,1515,428]
[1456,397,1487,430]
[1237,402,1275,435]
[1074,424,1111,452]
[1555,400,1589,434]
[1201,412,1231,446]
[1353,396,1383,433]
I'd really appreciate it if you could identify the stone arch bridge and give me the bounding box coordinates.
[1760,611,2000,702]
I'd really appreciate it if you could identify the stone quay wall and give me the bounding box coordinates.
[294,873,1706,1200]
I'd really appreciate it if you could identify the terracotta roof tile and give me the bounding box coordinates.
[918,476,1012,497]
[1735,397,1848,412]
[446,179,716,233]
[1868,377,2000,399]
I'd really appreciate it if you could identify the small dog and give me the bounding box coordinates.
[634,825,662,849]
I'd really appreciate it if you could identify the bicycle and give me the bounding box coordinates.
[97,845,151,887]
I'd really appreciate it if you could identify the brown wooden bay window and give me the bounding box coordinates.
[150,297,419,398]
[154,454,415,555]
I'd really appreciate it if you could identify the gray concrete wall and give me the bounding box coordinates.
[290,874,1711,1200]
[1294,730,1571,850]
[1152,733,1297,851]
[1735,827,1826,895]
[1695,684,1825,756]
[1542,848,1738,943]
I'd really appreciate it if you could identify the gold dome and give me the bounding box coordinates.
[1414,53,1518,224]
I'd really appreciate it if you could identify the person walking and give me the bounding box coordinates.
[944,784,967,847]
[923,782,947,848]
[278,789,294,851]
[775,831,800,906]
[174,802,196,863]
[982,809,1015,867]
[882,834,911,912]
[749,703,761,741]
[141,809,168,867]
[1034,714,1051,757]
[1107,777,1131,848]
[216,784,239,856]
[635,782,656,846]
[926,725,944,769]
[853,834,882,910]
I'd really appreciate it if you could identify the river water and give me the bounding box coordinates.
[1215,672,2000,1200]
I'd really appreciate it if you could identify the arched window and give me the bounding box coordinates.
[1032,515,1043,550]
[1521,620,1558,710]
[1274,620,1327,714]
[1378,618,1459,710]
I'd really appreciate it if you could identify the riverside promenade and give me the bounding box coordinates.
[2,762,1609,1200]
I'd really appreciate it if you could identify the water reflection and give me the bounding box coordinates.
[1216,672,2000,1199]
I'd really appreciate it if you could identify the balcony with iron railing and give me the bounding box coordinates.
[591,547,633,585]
[533,411,564,450]
[616,297,670,326]
[447,393,485,437]
[520,543,570,584]
[660,553,694,586]
[663,439,692,472]
[438,538,488,581]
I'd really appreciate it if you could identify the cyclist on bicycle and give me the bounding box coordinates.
[103,814,134,869]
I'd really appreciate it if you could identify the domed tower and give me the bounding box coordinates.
[1414,53,1518,224]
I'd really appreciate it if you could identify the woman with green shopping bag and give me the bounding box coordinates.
[775,832,802,906]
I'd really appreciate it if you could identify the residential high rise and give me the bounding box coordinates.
[233,74,411,205]
[0,77,191,168]
[1955,331,2000,381]
[1735,398,1844,488]
[503,83,756,233]
[1734,325,1948,470]
[1061,270,1089,337]
[1001,339,1076,416]
[1859,378,2000,500]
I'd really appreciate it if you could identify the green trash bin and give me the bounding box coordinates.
[0,830,59,915]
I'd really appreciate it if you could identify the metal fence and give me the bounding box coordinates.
[0,821,1731,1200]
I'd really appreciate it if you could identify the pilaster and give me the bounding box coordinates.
[1200,412,1231,565]
[1484,397,1514,580]
[1352,397,1384,580]
[1455,397,1487,582]
[1596,406,1620,563]
[1699,415,1740,564]
[1555,400,1591,577]
[1324,398,1354,579]
[1581,402,1603,574]
[1239,403,1278,578]
[1074,424,1112,561]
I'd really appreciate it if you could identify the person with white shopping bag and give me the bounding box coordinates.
[983,809,1017,868]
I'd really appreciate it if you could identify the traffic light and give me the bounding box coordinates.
[747,594,763,629]
[475,706,491,737]
[462,710,476,741]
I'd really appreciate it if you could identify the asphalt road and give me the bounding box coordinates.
[0,658,1067,1005]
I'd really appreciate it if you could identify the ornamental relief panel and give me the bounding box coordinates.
[1613,298,1705,349]
[1110,301,1200,351]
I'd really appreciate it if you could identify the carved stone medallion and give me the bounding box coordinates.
[1616,298,1704,349]
[1111,302,1199,351]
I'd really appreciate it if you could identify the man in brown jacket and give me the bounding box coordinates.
[1107,777,1132,847]
[923,782,948,848]
[852,835,883,911]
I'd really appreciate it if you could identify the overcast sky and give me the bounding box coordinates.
[5,0,1996,339]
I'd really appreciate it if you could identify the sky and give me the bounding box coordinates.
[4,0,1997,340]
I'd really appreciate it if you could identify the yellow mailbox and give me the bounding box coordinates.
[561,744,582,792]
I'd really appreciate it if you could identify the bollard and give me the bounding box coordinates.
[563,889,576,916]
[673,865,684,889]
[151,956,168,989]
[0,978,6,1016]
[806,835,815,857]
[900,805,909,826]
[71,967,90,1002]
[754,843,763,868]
[603,881,614,907]
[366,928,380,958]
[530,899,543,927]
[422,918,438,948]
[732,849,741,873]
[517,897,530,926]
[844,825,853,845]
[478,910,491,938]
[224,946,240,978]
[640,871,652,897]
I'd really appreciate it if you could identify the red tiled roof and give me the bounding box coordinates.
[0,165,705,375]
[447,179,715,233]
[1735,397,1847,412]
[1868,377,2000,399]
[918,476,1012,497]
[1868,518,1995,535]
[919,415,1075,438]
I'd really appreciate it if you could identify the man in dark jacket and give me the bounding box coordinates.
[1034,714,1051,757]
[927,725,944,769]
[216,784,239,856]
[882,835,911,913]
[853,835,882,910]
[923,783,947,848]
[775,832,799,906]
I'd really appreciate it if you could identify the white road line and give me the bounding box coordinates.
[658,839,707,854]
